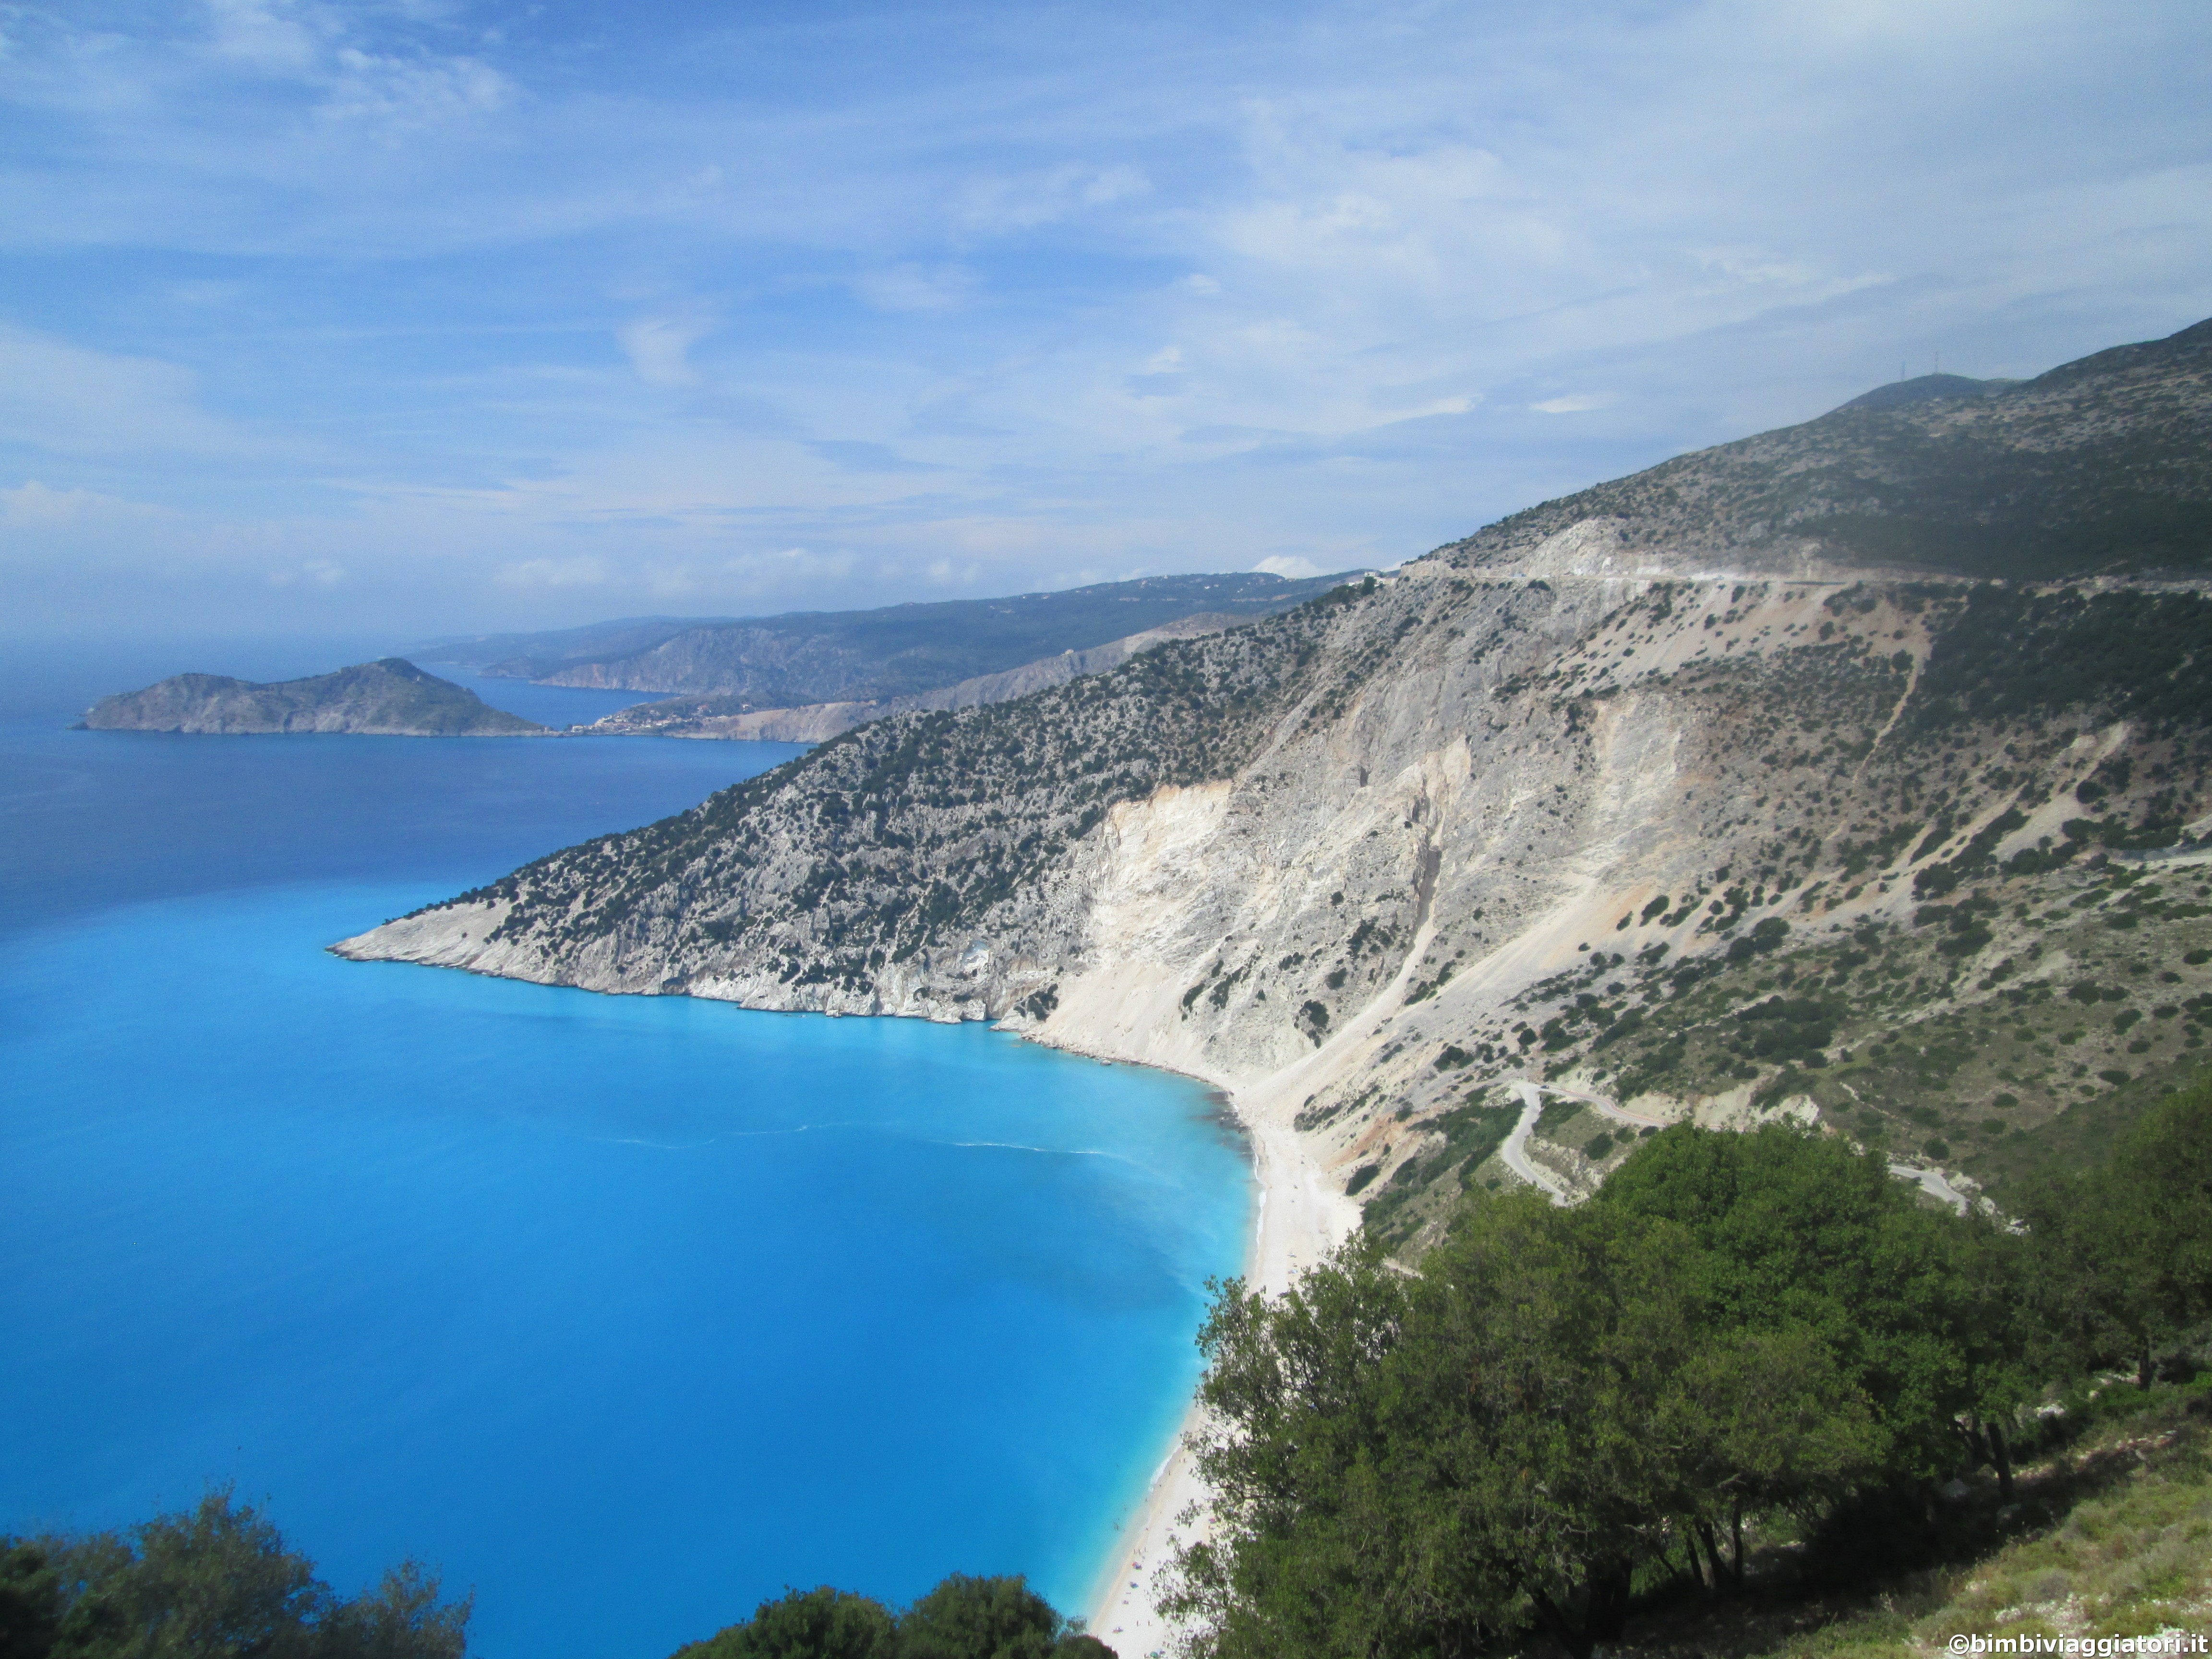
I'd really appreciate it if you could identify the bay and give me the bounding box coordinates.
[0,640,1249,1658]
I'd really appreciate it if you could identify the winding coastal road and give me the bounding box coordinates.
[1499,1079,1972,1218]
[1495,1083,1982,1212]
[1502,1079,1670,1203]
[1885,1162,1976,1214]
[1502,1083,1571,1200]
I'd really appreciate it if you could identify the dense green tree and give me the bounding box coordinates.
[1165,1125,2049,1659]
[0,1542,63,1659]
[2016,1071,2212,1386]
[1595,1123,2024,1484]
[1167,1187,1896,1659]
[670,1575,1107,1659]
[5,1491,467,1659]
[672,1587,896,1659]
[314,1566,469,1659]
[895,1575,1063,1659]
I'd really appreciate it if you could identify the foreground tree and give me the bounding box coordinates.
[1166,1125,2026,1659]
[2015,1070,2212,1386]
[672,1575,1109,1659]
[1596,1123,2032,1489]
[672,1586,896,1659]
[2,1490,468,1659]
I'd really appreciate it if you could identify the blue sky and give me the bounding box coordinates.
[3,0,2209,638]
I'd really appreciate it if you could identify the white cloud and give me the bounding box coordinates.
[3,481,135,525]
[852,264,978,313]
[1,0,2208,638]
[321,46,510,136]
[616,315,715,388]
[495,556,609,588]
[955,163,1149,232]
[204,0,322,74]
[267,557,344,587]
[0,328,268,458]
[1253,554,1322,579]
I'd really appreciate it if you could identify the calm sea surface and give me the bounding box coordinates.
[0,640,1250,1657]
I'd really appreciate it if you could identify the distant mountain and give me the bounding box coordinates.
[427,571,1364,703]
[1832,372,2021,412]
[81,659,550,736]
[409,615,740,681]
[1455,317,2212,580]
[584,612,1247,741]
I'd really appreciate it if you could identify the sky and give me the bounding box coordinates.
[2,0,2209,641]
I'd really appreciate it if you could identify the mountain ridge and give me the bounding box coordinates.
[582,613,1250,743]
[1448,316,2212,582]
[436,571,1360,703]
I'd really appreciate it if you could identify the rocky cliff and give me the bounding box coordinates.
[337,320,2212,1235]
[82,659,548,737]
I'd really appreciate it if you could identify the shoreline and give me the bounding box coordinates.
[1079,1072,1358,1658]
[324,930,1356,1656]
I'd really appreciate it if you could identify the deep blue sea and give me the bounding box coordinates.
[0,639,1250,1658]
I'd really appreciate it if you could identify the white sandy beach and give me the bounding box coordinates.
[1083,1083,1360,1659]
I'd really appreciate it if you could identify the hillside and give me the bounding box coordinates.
[1453,316,2212,580]
[81,659,549,737]
[438,571,1357,701]
[582,614,1244,742]
[335,319,2212,1235]
[412,615,737,679]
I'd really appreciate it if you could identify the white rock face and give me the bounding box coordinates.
[335,553,1936,1175]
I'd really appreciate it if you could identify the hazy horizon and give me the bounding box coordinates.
[5,0,2210,644]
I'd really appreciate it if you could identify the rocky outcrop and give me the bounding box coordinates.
[81,659,548,737]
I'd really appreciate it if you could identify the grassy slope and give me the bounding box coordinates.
[1607,1391,2212,1657]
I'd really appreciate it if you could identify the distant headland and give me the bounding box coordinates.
[78,658,551,737]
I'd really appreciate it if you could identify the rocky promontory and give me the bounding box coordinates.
[81,658,550,736]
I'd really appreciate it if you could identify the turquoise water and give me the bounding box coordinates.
[0,643,1250,1657]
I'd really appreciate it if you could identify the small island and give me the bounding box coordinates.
[78,658,552,737]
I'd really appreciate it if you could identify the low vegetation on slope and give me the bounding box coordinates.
[1610,1389,2212,1659]
[415,589,1371,1002]
[1334,577,2211,1248]
[1167,1075,2212,1659]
